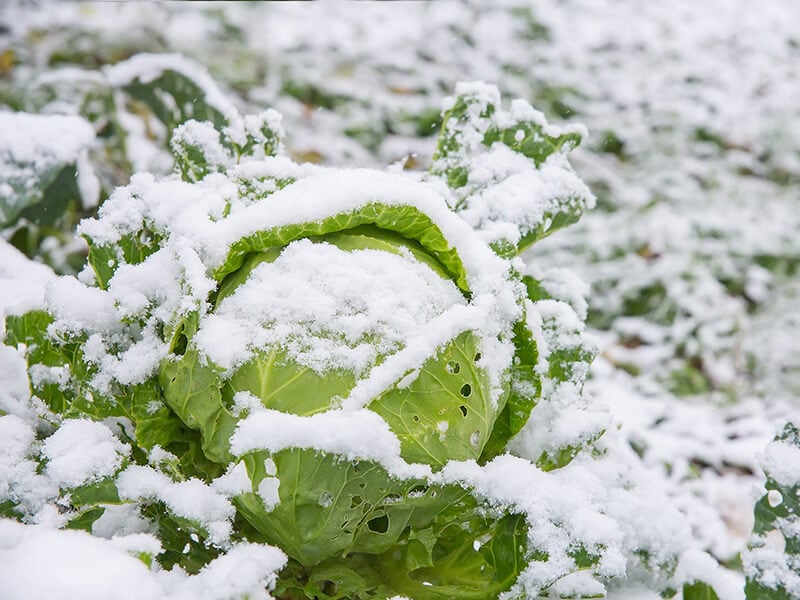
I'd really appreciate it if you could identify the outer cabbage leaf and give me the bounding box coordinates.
[480,317,540,461]
[112,59,228,133]
[215,202,471,294]
[370,330,499,467]
[430,82,591,254]
[238,448,527,600]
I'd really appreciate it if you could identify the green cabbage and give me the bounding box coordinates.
[3,84,603,599]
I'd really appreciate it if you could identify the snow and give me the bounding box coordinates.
[103,53,237,119]
[0,345,34,420]
[760,439,800,488]
[0,520,286,600]
[195,238,466,375]
[0,239,57,316]
[170,119,231,174]
[674,548,745,600]
[45,275,120,335]
[166,543,286,600]
[231,409,431,480]
[117,466,235,546]
[744,543,800,598]
[0,520,162,600]
[0,416,57,519]
[0,111,95,217]
[42,419,128,489]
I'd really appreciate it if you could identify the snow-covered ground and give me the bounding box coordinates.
[1,1,799,598]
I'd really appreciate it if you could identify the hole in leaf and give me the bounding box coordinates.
[358,482,366,489]
[407,485,428,498]
[474,352,482,362]
[367,514,389,534]
[459,405,468,417]
[446,361,461,374]
[412,414,420,422]
[460,383,472,397]
[322,581,338,595]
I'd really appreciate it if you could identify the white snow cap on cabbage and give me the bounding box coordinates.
[75,166,523,398]
[195,238,467,374]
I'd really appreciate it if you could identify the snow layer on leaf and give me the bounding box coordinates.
[109,532,164,557]
[91,504,154,540]
[215,169,513,292]
[439,455,623,593]
[0,111,95,221]
[230,409,431,480]
[760,438,800,488]
[46,276,120,335]
[103,53,237,118]
[165,543,286,600]
[744,543,800,598]
[196,238,465,374]
[0,416,57,518]
[675,548,745,600]
[0,520,285,600]
[509,298,604,461]
[42,419,128,489]
[0,240,57,316]
[0,345,34,421]
[456,146,592,247]
[117,465,235,546]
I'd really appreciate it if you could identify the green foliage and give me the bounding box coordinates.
[122,68,227,134]
[237,447,528,593]
[4,310,96,417]
[683,582,721,600]
[744,423,800,599]
[481,318,540,461]
[430,83,588,254]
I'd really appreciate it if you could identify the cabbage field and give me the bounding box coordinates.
[0,2,798,599]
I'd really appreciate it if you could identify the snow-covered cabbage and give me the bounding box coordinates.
[0,83,733,599]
